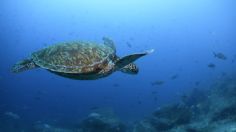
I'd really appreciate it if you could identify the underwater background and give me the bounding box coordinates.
[0,0,236,131]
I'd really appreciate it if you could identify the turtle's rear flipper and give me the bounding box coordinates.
[115,49,154,70]
[11,59,38,73]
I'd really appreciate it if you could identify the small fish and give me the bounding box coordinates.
[153,97,158,102]
[37,90,46,95]
[112,83,120,87]
[43,43,48,47]
[51,37,56,42]
[126,42,132,48]
[151,80,164,86]
[171,74,178,80]
[68,32,75,36]
[208,63,216,68]
[213,52,227,60]
[129,37,134,41]
[221,72,227,77]
[195,81,200,86]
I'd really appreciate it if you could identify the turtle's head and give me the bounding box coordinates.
[119,63,139,74]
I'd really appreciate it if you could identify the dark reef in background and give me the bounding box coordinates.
[1,74,236,132]
[78,110,126,132]
[133,74,236,132]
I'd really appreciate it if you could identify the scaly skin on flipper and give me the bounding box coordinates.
[113,55,139,74]
[119,63,139,74]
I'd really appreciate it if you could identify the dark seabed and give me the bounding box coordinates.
[0,0,236,132]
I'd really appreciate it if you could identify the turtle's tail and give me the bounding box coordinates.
[11,58,37,73]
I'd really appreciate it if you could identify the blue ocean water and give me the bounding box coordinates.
[0,0,236,131]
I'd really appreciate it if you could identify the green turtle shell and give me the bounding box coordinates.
[31,41,115,74]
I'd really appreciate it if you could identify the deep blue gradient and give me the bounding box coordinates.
[0,0,235,126]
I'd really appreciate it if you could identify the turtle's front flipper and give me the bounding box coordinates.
[11,59,38,73]
[115,49,154,70]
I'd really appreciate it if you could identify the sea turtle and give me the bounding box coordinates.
[11,37,154,80]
